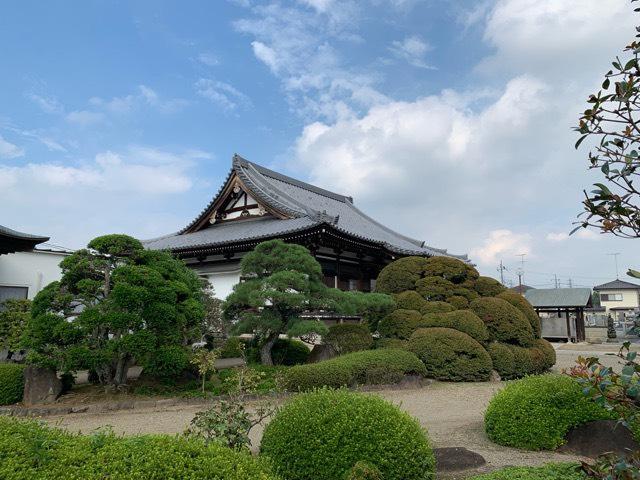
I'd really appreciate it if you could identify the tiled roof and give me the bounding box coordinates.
[593,279,640,291]
[0,224,49,255]
[525,288,592,308]
[145,155,468,259]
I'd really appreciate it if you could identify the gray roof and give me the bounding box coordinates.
[525,288,592,308]
[145,155,467,259]
[0,224,49,255]
[593,279,640,291]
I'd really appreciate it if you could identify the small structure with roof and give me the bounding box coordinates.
[593,279,640,322]
[146,154,467,298]
[525,288,593,342]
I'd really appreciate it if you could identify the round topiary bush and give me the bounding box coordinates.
[420,301,455,314]
[415,276,455,301]
[378,309,422,339]
[451,287,480,303]
[423,256,479,284]
[532,338,556,370]
[375,257,430,294]
[374,338,409,350]
[325,323,373,355]
[470,297,534,346]
[446,295,469,310]
[474,276,507,297]
[420,310,489,344]
[260,389,435,480]
[484,374,615,450]
[0,363,25,405]
[497,291,541,338]
[142,345,191,382]
[271,338,310,366]
[394,291,430,313]
[487,342,516,379]
[218,337,244,358]
[408,327,493,381]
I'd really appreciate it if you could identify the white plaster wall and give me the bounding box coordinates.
[599,289,640,313]
[0,250,68,299]
[205,270,241,300]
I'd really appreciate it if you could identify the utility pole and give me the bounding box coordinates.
[607,253,621,279]
[497,260,507,285]
[552,274,559,289]
[515,253,526,290]
[568,278,572,288]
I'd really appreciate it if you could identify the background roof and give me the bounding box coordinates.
[593,279,640,291]
[525,288,592,308]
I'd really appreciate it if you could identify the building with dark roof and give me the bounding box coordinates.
[146,155,467,298]
[525,287,593,342]
[593,278,640,321]
[0,225,49,255]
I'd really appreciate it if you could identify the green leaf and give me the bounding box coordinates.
[602,78,611,89]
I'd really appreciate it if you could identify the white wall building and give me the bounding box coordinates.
[0,249,69,301]
[593,279,640,321]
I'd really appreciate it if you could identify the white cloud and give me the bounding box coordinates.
[547,229,600,242]
[89,85,188,115]
[195,78,252,111]
[251,41,279,72]
[471,230,532,266]
[26,93,64,114]
[197,52,220,66]
[298,0,334,13]
[65,110,105,126]
[546,232,568,242]
[0,135,25,158]
[389,35,434,69]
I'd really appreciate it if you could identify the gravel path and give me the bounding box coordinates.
[43,348,627,477]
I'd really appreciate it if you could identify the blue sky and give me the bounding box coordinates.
[1,0,639,288]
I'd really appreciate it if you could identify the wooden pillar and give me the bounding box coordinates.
[334,248,342,289]
[565,310,572,343]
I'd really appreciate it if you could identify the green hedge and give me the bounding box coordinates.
[497,291,542,338]
[469,463,584,480]
[218,336,243,358]
[375,257,429,294]
[470,297,534,346]
[0,363,25,405]
[408,328,493,381]
[487,342,516,379]
[484,375,615,450]
[474,276,507,297]
[260,389,435,480]
[394,291,430,313]
[415,276,455,301]
[271,338,310,366]
[0,416,278,479]
[420,310,489,344]
[378,309,422,339]
[283,349,426,391]
[420,301,455,314]
[423,256,479,284]
[488,340,555,379]
[446,295,469,309]
[325,323,373,355]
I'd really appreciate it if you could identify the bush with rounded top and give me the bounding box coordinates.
[408,327,493,381]
[271,338,310,365]
[218,336,244,358]
[374,338,409,350]
[375,257,429,294]
[497,291,541,337]
[0,363,24,405]
[446,295,469,309]
[451,287,480,302]
[415,276,455,301]
[345,461,383,480]
[485,374,615,450]
[260,389,435,480]
[0,416,278,479]
[142,345,191,381]
[394,291,430,313]
[421,301,455,314]
[325,323,373,355]
[420,310,489,344]
[378,309,422,339]
[532,338,556,370]
[283,348,426,391]
[423,256,479,284]
[474,276,507,297]
[487,342,516,379]
[470,297,534,346]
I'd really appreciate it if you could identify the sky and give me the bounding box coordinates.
[1,0,639,289]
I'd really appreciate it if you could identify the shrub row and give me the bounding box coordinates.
[470,297,534,346]
[0,416,278,479]
[484,375,615,450]
[283,349,426,391]
[469,463,584,480]
[0,363,25,405]
[379,309,488,343]
[261,389,435,480]
[487,339,555,379]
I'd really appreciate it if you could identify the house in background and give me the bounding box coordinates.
[145,155,468,299]
[593,279,640,322]
[0,225,69,301]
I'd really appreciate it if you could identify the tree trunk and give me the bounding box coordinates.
[113,353,130,387]
[260,333,279,366]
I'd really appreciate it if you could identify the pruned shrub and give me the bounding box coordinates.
[469,463,584,480]
[533,338,556,370]
[283,349,426,391]
[374,338,409,350]
[446,295,469,309]
[271,338,310,366]
[451,287,480,302]
[423,256,479,284]
[141,345,191,382]
[260,389,435,480]
[474,276,507,297]
[218,336,243,358]
[420,301,455,314]
[0,416,278,479]
[415,276,455,301]
[394,291,429,312]
[345,461,383,480]
[420,310,489,344]
[484,374,615,450]
[408,328,493,381]
[487,342,516,379]
[0,363,25,405]
[470,297,534,346]
[375,257,429,294]
[325,323,373,355]
[497,291,541,337]
[378,309,422,339]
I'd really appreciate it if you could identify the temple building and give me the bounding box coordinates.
[145,155,467,298]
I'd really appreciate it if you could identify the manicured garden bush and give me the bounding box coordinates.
[469,463,584,480]
[497,291,541,337]
[374,338,409,350]
[0,416,278,479]
[415,276,455,301]
[283,349,426,391]
[375,256,429,294]
[271,338,310,366]
[474,276,507,297]
[420,301,455,314]
[446,294,469,309]
[260,389,435,480]
[378,309,422,339]
[487,342,516,379]
[325,323,373,355]
[470,297,534,346]
[532,338,556,370]
[218,336,244,358]
[0,363,25,405]
[408,328,493,381]
[345,461,383,480]
[423,256,478,284]
[484,375,615,450]
[420,310,489,343]
[394,290,430,313]
[142,345,191,381]
[488,340,555,379]
[450,287,480,302]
